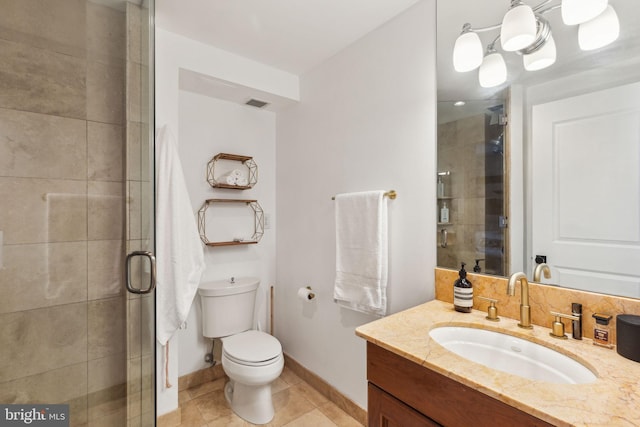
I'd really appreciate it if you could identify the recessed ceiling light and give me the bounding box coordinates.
[454,101,466,107]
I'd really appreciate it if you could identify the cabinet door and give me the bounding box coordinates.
[369,384,441,427]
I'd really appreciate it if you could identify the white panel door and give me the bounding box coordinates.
[532,82,640,297]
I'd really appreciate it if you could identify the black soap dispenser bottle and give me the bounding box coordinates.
[454,262,473,313]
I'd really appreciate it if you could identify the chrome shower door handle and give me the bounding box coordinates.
[125,251,157,294]
[440,228,448,248]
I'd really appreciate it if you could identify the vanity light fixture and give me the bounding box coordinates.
[479,44,507,88]
[452,0,620,87]
[523,33,556,71]
[454,101,466,106]
[561,0,608,25]
[453,24,484,72]
[578,5,620,50]
[500,0,537,52]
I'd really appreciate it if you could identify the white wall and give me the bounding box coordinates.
[176,91,277,376]
[155,28,298,140]
[156,0,438,413]
[275,0,437,409]
[155,29,295,415]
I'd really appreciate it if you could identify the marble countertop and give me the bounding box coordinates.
[356,299,640,427]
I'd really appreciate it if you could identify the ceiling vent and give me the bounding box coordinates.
[245,98,269,108]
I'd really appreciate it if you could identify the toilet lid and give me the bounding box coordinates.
[223,330,282,363]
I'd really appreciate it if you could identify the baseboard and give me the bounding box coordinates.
[177,363,226,391]
[156,407,181,427]
[159,364,224,427]
[283,353,367,426]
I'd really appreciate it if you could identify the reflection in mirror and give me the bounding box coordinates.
[437,0,640,298]
[437,99,508,277]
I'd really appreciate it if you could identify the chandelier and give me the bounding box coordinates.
[453,0,620,88]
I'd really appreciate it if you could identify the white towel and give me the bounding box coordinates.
[155,125,206,346]
[333,190,388,316]
[217,171,237,185]
[217,169,245,186]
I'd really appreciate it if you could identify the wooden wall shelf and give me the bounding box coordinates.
[206,240,258,247]
[207,153,258,189]
[197,198,264,247]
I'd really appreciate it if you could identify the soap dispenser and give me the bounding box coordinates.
[453,262,473,313]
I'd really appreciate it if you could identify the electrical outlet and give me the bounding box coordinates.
[535,255,547,264]
[264,213,271,229]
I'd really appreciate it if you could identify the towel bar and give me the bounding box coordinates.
[331,190,397,201]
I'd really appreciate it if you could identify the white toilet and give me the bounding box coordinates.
[198,277,283,425]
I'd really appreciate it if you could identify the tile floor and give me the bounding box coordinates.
[176,366,364,427]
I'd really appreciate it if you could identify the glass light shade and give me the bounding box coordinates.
[500,3,537,51]
[523,35,556,71]
[578,5,619,51]
[561,0,608,25]
[479,52,507,88]
[453,31,483,72]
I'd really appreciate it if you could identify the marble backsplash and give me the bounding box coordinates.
[435,268,640,344]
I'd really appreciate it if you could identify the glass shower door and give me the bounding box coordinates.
[125,1,156,426]
[0,1,155,425]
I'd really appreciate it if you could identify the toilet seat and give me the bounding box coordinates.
[222,330,282,366]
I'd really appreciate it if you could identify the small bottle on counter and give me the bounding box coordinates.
[437,176,445,198]
[453,262,473,313]
[592,313,613,348]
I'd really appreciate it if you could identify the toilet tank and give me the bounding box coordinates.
[198,277,260,338]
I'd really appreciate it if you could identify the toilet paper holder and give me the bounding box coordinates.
[297,286,316,301]
[305,286,316,300]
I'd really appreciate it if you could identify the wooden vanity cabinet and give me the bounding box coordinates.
[369,383,441,427]
[366,342,555,427]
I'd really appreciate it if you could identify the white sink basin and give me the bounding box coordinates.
[428,326,597,384]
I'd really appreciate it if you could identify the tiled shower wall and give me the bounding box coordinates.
[0,1,127,425]
[437,114,487,271]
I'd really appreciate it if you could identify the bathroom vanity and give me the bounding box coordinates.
[356,300,640,427]
[367,342,552,426]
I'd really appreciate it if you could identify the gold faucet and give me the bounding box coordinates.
[533,263,551,282]
[507,272,533,329]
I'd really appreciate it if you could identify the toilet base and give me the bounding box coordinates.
[224,380,275,425]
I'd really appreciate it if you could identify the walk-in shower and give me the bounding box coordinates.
[0,1,156,425]
[436,100,508,276]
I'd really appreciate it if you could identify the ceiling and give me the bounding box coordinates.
[155,0,420,75]
[154,0,638,116]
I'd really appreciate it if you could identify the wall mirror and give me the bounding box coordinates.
[436,0,640,298]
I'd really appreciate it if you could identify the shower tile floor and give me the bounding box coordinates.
[176,367,364,426]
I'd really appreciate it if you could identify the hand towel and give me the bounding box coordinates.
[155,125,206,346]
[333,190,388,316]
